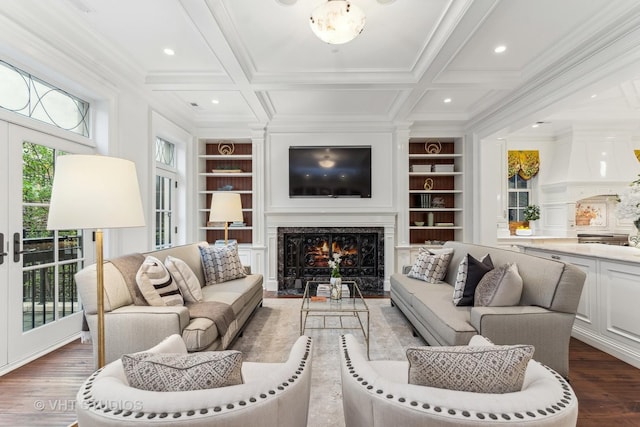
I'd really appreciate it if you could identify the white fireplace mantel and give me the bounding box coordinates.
[264,211,397,292]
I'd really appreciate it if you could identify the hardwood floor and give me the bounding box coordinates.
[0,336,638,426]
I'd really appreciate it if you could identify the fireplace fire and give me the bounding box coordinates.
[277,227,384,296]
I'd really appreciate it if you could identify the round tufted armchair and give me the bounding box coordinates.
[76,334,313,426]
[340,334,578,426]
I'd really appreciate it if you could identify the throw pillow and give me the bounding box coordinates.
[407,247,453,283]
[453,254,494,306]
[406,344,534,393]
[164,256,203,303]
[474,262,523,307]
[135,256,184,306]
[199,242,247,286]
[122,350,244,392]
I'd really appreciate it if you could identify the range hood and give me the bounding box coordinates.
[543,127,640,200]
[540,126,640,236]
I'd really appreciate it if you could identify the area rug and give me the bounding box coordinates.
[230,298,426,427]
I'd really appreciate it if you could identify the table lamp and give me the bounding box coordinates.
[47,154,145,368]
[209,192,243,244]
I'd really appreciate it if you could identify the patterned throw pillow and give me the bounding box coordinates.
[453,254,494,306]
[407,344,534,393]
[474,262,523,307]
[407,247,453,283]
[164,256,203,303]
[122,350,244,392]
[199,242,247,286]
[135,256,184,306]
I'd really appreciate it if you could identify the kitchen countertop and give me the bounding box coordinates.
[517,242,640,264]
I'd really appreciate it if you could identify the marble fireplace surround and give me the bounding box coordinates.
[265,212,396,293]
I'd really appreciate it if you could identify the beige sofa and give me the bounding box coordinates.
[75,243,263,367]
[390,241,586,377]
[340,333,578,426]
[76,334,313,427]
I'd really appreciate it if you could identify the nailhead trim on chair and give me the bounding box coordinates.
[339,335,576,423]
[78,337,313,421]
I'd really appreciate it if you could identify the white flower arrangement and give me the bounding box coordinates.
[616,175,640,228]
[328,252,342,278]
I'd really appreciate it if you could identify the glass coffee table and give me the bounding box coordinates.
[300,279,370,358]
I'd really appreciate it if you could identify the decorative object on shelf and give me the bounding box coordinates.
[423,178,434,190]
[431,196,445,208]
[309,0,366,45]
[508,150,540,180]
[425,140,442,154]
[47,155,145,368]
[414,221,424,226]
[427,212,434,227]
[329,252,343,300]
[217,184,234,191]
[412,164,433,172]
[217,141,235,155]
[212,168,242,173]
[209,192,244,245]
[615,174,640,248]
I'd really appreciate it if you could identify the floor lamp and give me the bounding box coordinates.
[47,155,144,369]
[209,192,243,244]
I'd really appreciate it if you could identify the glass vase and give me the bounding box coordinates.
[330,277,342,300]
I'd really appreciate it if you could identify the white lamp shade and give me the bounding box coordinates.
[310,0,366,44]
[47,155,145,230]
[209,192,243,223]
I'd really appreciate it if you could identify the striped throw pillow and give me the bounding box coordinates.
[135,256,184,306]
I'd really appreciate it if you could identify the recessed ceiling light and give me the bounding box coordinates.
[591,94,597,98]
[494,45,507,54]
[211,99,220,104]
[531,123,539,128]
[163,48,175,56]
[443,98,452,103]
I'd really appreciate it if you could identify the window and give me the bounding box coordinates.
[22,142,83,330]
[155,138,177,249]
[508,174,531,222]
[0,60,90,136]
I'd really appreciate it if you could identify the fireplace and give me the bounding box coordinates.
[277,227,384,296]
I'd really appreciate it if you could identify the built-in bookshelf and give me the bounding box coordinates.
[198,140,253,244]
[408,138,463,245]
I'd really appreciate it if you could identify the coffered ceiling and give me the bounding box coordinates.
[2,0,640,135]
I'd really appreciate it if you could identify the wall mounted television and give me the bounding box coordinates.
[289,146,372,198]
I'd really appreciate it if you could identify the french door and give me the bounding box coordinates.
[1,122,92,371]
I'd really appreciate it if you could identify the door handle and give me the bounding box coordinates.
[0,233,7,265]
[13,232,35,262]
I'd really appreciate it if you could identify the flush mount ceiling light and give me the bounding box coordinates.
[309,0,366,45]
[319,156,336,168]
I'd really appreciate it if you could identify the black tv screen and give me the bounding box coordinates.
[289,146,372,198]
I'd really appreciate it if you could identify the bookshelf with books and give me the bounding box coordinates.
[198,139,253,244]
[408,138,464,246]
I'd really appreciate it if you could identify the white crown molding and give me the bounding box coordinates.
[465,6,640,139]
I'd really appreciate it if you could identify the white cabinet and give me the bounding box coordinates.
[599,261,640,352]
[523,246,640,369]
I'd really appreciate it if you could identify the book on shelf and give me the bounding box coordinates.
[419,193,431,208]
[433,164,454,172]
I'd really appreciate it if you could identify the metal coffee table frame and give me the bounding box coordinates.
[300,279,370,358]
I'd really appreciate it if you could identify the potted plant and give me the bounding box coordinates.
[523,204,541,228]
